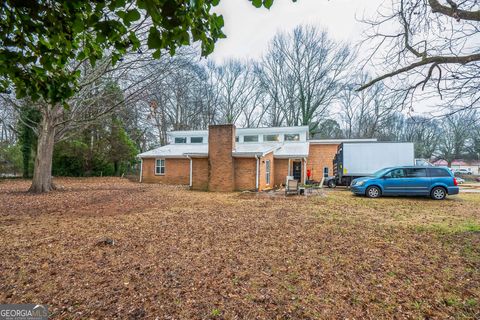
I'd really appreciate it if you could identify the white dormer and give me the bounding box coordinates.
[167,130,208,144]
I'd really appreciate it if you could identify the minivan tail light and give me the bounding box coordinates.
[453,178,458,186]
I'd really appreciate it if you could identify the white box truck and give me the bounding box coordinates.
[331,142,415,187]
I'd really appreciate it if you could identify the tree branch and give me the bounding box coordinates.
[357,53,480,91]
[428,0,480,21]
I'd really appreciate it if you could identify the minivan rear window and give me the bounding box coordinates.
[428,168,451,177]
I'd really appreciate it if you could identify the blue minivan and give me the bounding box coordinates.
[350,166,459,200]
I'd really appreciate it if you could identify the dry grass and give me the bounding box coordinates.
[0,177,479,319]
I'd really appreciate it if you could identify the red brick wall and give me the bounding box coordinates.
[307,144,339,181]
[141,158,189,184]
[208,124,236,192]
[191,158,208,190]
[234,158,256,191]
[258,152,274,191]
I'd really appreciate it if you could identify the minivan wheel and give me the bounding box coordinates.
[327,180,336,188]
[431,187,446,200]
[366,186,381,198]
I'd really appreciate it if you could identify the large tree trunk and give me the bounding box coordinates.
[29,106,58,193]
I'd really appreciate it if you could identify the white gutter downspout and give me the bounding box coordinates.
[187,156,192,188]
[255,155,260,191]
[139,158,143,183]
[288,158,291,176]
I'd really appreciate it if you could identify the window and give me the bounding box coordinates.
[384,168,406,178]
[243,135,259,142]
[266,160,271,185]
[174,137,186,144]
[264,134,280,142]
[284,133,300,141]
[428,168,451,177]
[406,168,427,177]
[190,137,203,143]
[155,159,165,175]
[235,136,239,142]
[323,167,329,177]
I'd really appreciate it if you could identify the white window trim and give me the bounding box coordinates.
[155,158,165,175]
[265,160,271,185]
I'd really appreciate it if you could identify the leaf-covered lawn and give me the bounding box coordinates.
[0,178,479,319]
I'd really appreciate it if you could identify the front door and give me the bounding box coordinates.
[293,161,302,181]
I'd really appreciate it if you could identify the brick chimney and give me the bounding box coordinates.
[208,124,236,191]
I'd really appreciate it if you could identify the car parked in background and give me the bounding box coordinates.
[452,168,473,175]
[350,166,459,200]
[323,176,337,188]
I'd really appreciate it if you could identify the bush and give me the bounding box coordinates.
[0,143,23,176]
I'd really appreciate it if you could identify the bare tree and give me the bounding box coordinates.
[215,59,258,124]
[467,114,480,159]
[0,99,17,143]
[436,110,477,165]
[263,25,353,132]
[260,40,295,126]
[136,48,203,145]
[340,72,400,138]
[238,63,269,127]
[198,61,222,128]
[359,0,480,113]
[401,116,440,158]
[162,61,206,130]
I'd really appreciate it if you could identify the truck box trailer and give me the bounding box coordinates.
[332,142,415,186]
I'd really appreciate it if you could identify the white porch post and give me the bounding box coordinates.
[139,158,143,183]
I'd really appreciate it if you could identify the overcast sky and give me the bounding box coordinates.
[210,0,386,62]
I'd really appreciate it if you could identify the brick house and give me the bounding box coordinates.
[138,124,375,191]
